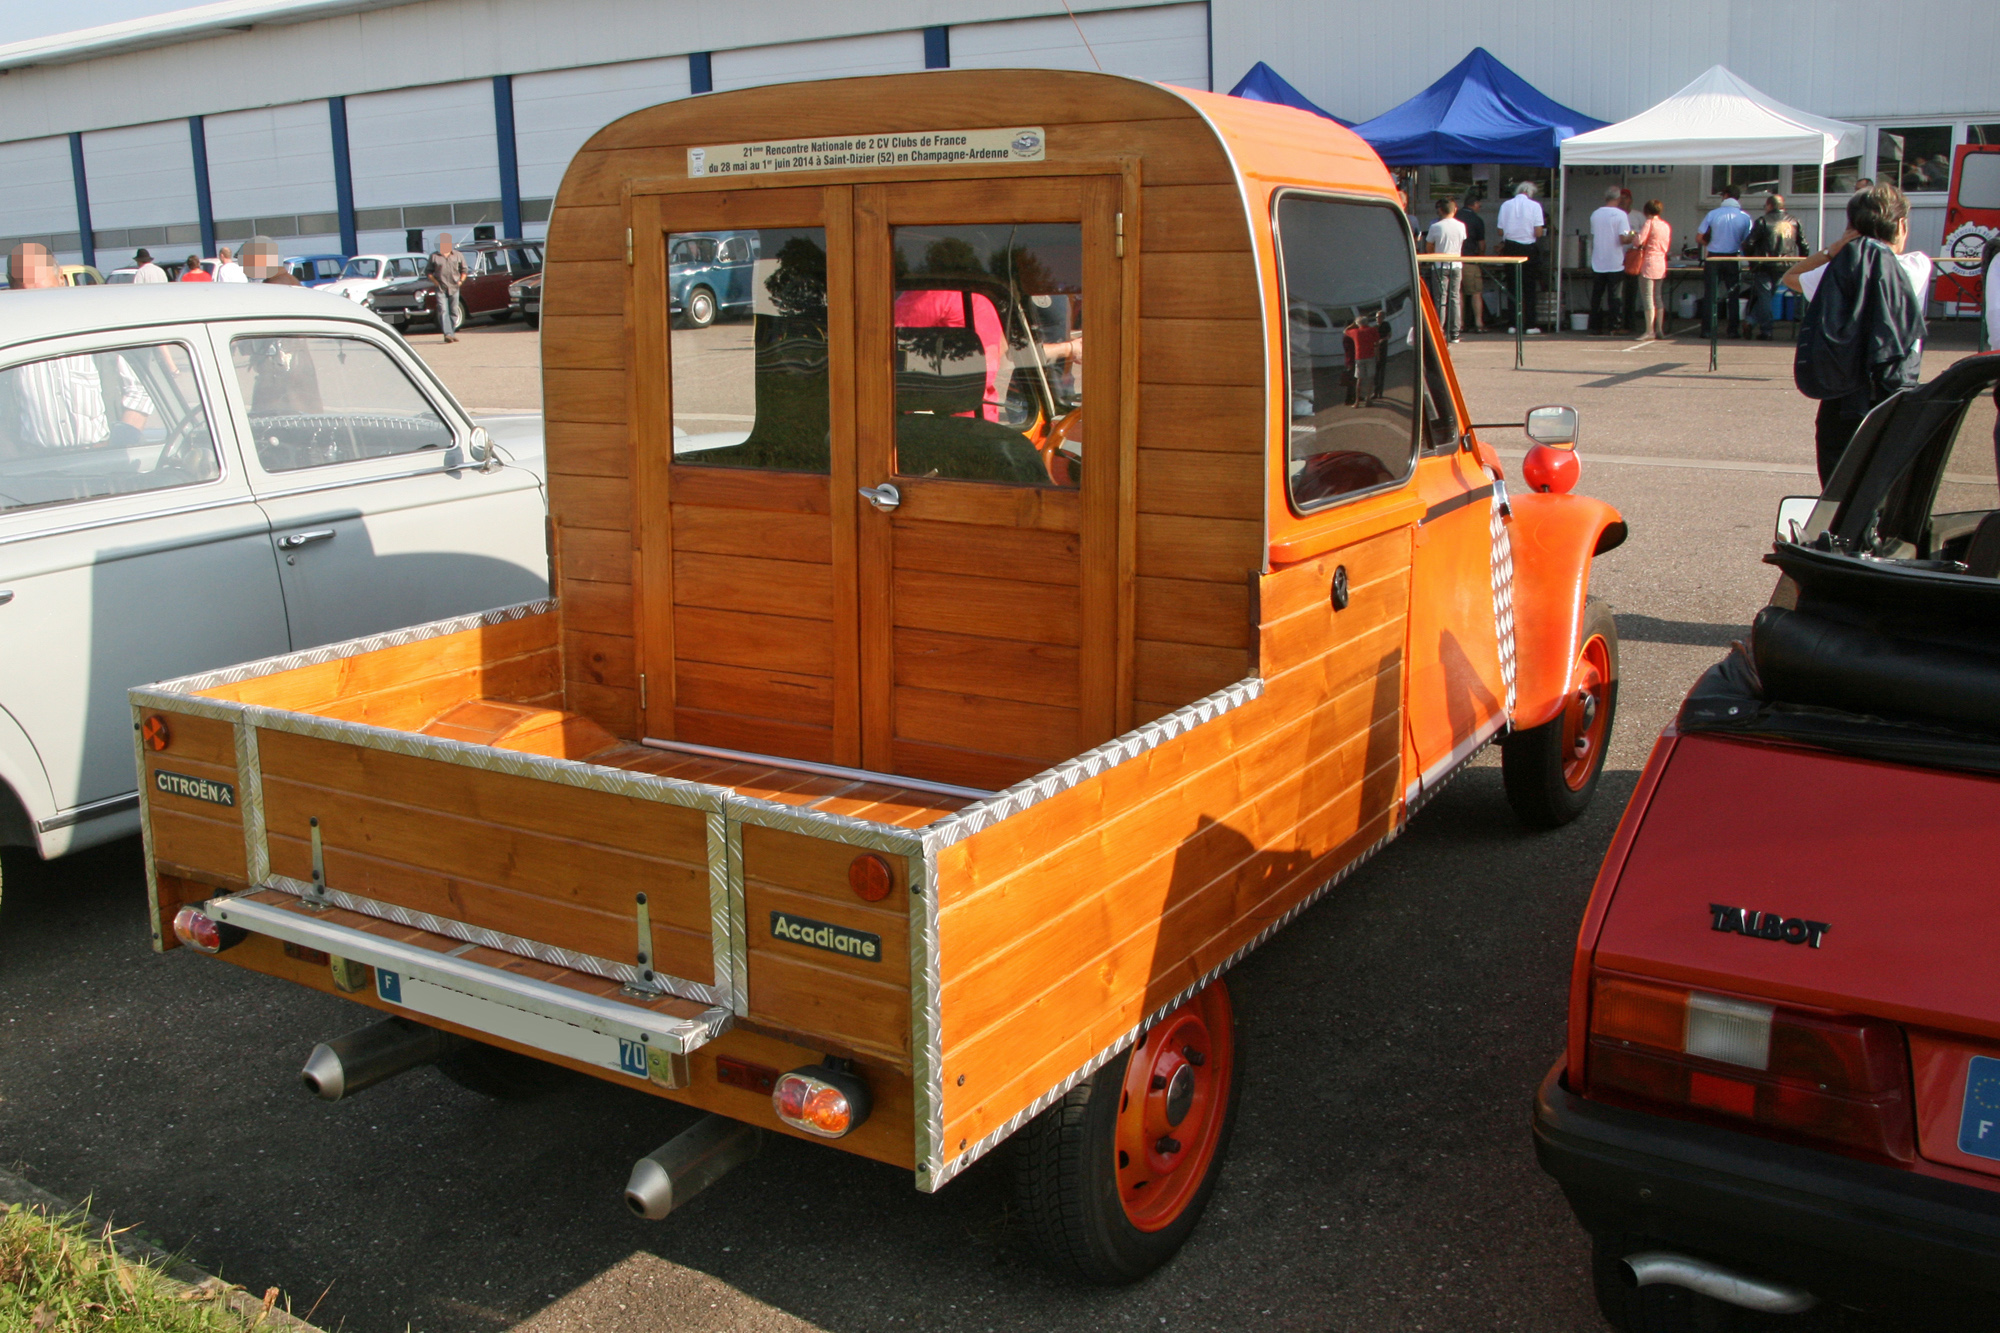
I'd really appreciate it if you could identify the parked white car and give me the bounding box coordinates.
[0,285,548,865]
[322,254,428,304]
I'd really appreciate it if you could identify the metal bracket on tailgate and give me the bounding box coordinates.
[207,895,733,1079]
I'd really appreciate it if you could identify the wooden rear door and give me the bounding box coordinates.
[854,178,1124,790]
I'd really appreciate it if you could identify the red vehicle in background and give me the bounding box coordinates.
[1938,144,2000,315]
[1535,354,2000,1329]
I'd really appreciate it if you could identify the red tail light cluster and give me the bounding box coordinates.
[172,905,247,955]
[1584,972,1913,1162]
[772,1064,872,1139]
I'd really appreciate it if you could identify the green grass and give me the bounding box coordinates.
[0,1203,246,1332]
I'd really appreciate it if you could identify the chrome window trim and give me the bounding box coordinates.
[1268,187,1426,519]
[0,489,263,548]
[34,789,138,833]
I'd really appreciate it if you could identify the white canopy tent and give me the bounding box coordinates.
[1553,65,1866,322]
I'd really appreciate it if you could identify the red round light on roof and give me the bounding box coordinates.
[1522,443,1581,494]
[848,854,893,902]
[141,714,171,752]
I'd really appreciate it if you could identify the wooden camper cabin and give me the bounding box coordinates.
[135,71,1615,1244]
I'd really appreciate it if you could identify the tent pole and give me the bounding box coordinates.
[1816,145,1828,252]
[1555,161,1566,331]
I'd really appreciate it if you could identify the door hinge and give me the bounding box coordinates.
[625,227,634,266]
[639,672,648,711]
[1114,212,1125,258]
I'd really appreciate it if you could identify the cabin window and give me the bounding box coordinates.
[670,227,832,473]
[230,335,453,472]
[1277,195,1421,511]
[890,223,1084,489]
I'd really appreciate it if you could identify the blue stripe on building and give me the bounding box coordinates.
[188,116,216,257]
[493,74,521,239]
[924,27,949,69]
[689,51,713,95]
[328,96,357,256]
[67,132,94,269]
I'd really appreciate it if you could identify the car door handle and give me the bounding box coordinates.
[858,483,902,512]
[276,529,336,550]
[0,590,12,606]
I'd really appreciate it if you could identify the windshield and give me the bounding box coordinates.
[341,258,380,279]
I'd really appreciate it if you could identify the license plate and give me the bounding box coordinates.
[1958,1055,2000,1159]
[375,966,650,1079]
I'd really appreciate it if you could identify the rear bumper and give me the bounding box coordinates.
[1534,1059,2000,1311]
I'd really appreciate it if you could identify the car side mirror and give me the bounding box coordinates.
[1524,405,1579,447]
[1775,495,1819,543]
[466,425,498,472]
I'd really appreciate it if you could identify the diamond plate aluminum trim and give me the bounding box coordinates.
[261,873,730,1007]
[705,812,736,1011]
[128,688,243,726]
[142,598,557,695]
[927,817,1408,1191]
[910,841,945,1189]
[1490,486,1518,720]
[725,792,928,858]
[235,715,269,887]
[209,892,733,1054]
[919,677,1265,853]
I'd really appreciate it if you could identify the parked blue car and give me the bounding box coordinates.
[669,232,757,328]
[283,254,349,287]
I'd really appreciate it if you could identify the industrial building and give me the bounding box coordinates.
[0,0,1990,275]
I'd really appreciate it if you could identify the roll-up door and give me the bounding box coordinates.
[949,4,1211,88]
[710,31,927,93]
[346,81,500,253]
[513,57,692,236]
[0,137,84,264]
[78,121,201,272]
[203,103,341,257]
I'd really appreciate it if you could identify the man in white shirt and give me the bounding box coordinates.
[1422,198,1468,342]
[1588,188,1633,335]
[214,246,248,283]
[1496,180,1547,333]
[130,249,168,284]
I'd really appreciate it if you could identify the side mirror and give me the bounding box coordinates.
[467,425,498,472]
[1775,495,1819,543]
[1524,405,1579,447]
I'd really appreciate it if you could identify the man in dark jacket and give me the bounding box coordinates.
[1742,193,1806,340]
[1787,185,1926,484]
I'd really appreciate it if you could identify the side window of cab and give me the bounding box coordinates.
[1277,195,1423,510]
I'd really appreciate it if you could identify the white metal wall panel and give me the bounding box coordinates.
[513,56,691,201]
[711,30,927,93]
[204,101,337,221]
[346,80,498,211]
[0,136,79,251]
[80,120,197,229]
[951,4,1211,88]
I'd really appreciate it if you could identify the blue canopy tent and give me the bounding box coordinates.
[1227,61,1352,127]
[1348,47,1605,166]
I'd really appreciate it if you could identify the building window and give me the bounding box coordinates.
[1877,126,1952,193]
[1969,124,2000,147]
[1709,165,1781,197]
[1791,158,1863,196]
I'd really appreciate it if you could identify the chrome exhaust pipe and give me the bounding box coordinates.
[625,1115,763,1220]
[1622,1251,1817,1314]
[301,1016,462,1101]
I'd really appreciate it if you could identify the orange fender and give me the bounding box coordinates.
[1506,490,1628,731]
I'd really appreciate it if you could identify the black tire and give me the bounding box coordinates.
[684,286,718,329]
[523,311,540,329]
[434,1039,577,1100]
[1503,596,1619,829]
[1013,992,1239,1284]
[1592,1234,1740,1333]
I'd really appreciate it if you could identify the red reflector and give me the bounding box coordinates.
[848,854,893,903]
[171,905,245,955]
[772,1064,873,1139]
[282,940,332,966]
[716,1056,779,1095]
[141,715,171,752]
[1688,1070,1756,1118]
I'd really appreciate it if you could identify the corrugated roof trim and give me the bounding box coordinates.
[0,0,418,72]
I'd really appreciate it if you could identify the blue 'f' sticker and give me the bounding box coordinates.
[375,968,402,1004]
[1958,1056,2000,1159]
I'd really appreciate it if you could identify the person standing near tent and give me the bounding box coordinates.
[1783,184,1927,484]
[1743,193,1806,340]
[1459,196,1489,333]
[1423,198,1468,342]
[1497,181,1546,333]
[1699,185,1755,338]
[1633,200,1672,340]
[1588,188,1631,334]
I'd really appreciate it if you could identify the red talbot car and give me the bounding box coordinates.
[1536,353,2000,1329]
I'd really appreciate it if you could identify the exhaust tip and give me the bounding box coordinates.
[1622,1251,1816,1314]
[625,1158,675,1220]
[301,1043,344,1101]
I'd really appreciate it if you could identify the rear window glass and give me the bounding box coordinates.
[1278,195,1421,512]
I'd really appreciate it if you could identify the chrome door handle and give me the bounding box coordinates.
[0,590,12,606]
[277,529,336,550]
[858,483,901,512]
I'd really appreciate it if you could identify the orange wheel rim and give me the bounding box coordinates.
[1115,981,1234,1232]
[1561,635,1612,791]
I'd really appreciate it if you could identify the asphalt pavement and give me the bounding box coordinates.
[0,318,1981,1332]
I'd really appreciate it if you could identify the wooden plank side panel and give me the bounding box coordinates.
[1134,577,1251,650]
[676,660,834,727]
[1134,382,1265,454]
[559,525,632,582]
[1135,513,1262,585]
[673,551,833,621]
[144,710,237,769]
[197,613,557,709]
[672,506,832,562]
[893,628,1078,709]
[311,649,561,731]
[1135,449,1264,522]
[1137,251,1262,323]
